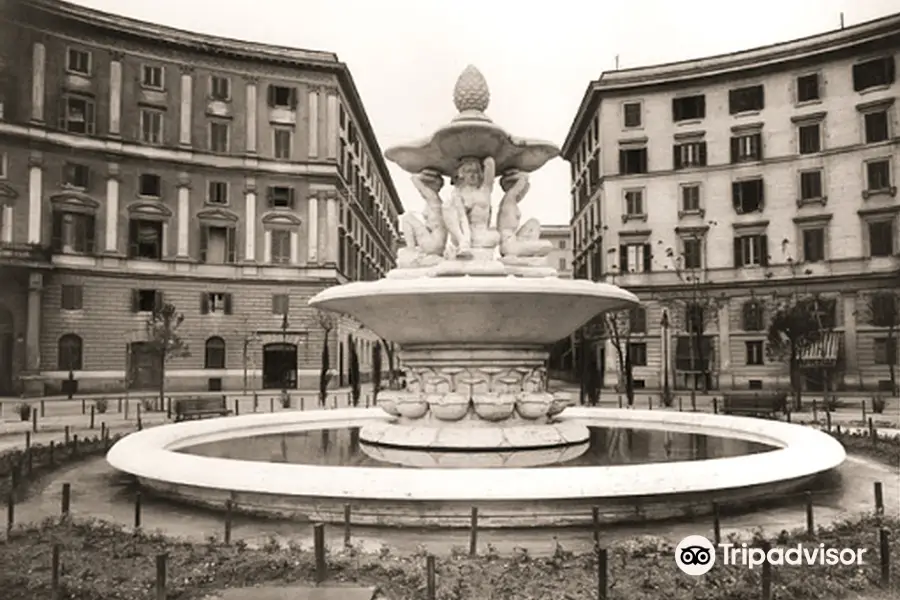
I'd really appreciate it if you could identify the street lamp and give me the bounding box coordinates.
[661,309,671,402]
[280,312,290,405]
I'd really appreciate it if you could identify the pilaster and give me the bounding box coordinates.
[104,163,121,252]
[108,53,124,135]
[0,206,12,243]
[176,173,190,257]
[307,87,320,158]
[307,194,319,263]
[25,272,43,373]
[325,93,339,159]
[30,42,46,122]
[245,78,258,153]
[717,299,731,373]
[244,178,257,261]
[27,152,42,244]
[325,191,339,264]
[179,68,193,146]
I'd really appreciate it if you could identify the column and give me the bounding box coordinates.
[27,152,42,244]
[108,54,123,135]
[842,293,859,382]
[31,42,46,122]
[325,193,339,264]
[717,299,731,375]
[0,206,12,242]
[245,78,258,153]
[25,272,42,375]
[104,163,120,252]
[307,194,318,263]
[289,231,299,264]
[244,178,256,261]
[307,87,319,158]
[179,68,193,146]
[176,174,190,257]
[262,230,272,263]
[325,93,339,159]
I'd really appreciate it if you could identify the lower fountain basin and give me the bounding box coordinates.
[106,408,846,528]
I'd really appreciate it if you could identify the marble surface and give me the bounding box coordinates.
[358,420,589,450]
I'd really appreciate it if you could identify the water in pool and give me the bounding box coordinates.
[179,427,775,469]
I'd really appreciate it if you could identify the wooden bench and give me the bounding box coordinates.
[174,395,231,422]
[722,391,788,418]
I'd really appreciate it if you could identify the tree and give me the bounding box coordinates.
[348,335,361,407]
[862,290,899,394]
[234,315,260,394]
[766,294,824,410]
[579,336,601,406]
[603,246,635,406]
[378,337,400,389]
[372,341,383,402]
[144,302,190,412]
[316,311,336,408]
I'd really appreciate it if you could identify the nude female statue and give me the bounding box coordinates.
[497,169,552,258]
[445,156,500,257]
[397,169,448,266]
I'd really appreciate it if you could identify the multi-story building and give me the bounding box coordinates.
[0,0,402,395]
[562,14,900,393]
[540,224,573,277]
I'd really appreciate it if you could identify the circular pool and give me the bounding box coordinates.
[106,408,846,528]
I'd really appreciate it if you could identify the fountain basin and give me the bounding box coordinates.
[106,408,846,528]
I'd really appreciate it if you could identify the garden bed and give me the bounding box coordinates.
[830,430,900,469]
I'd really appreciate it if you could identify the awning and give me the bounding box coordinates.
[799,332,840,367]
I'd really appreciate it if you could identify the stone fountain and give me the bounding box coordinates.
[309,66,640,453]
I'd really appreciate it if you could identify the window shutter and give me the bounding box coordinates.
[886,57,896,84]
[128,219,139,258]
[200,292,209,315]
[226,227,236,263]
[266,187,275,209]
[130,289,139,312]
[673,145,681,170]
[671,98,680,121]
[730,137,739,163]
[51,211,63,252]
[757,179,765,209]
[86,101,95,135]
[267,85,276,107]
[224,293,233,315]
[618,244,628,272]
[288,187,296,209]
[618,150,626,174]
[731,182,741,212]
[697,96,706,119]
[199,225,208,263]
[154,291,164,311]
[85,215,96,253]
[758,235,769,266]
[698,142,707,166]
[733,237,742,267]
[642,243,652,272]
[639,149,647,173]
[289,87,298,109]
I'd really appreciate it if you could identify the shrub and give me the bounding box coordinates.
[94,398,109,414]
[16,403,31,422]
[871,395,886,414]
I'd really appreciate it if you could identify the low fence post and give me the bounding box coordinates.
[6,493,13,533]
[32,409,38,433]
[155,553,167,600]
[713,397,718,414]
[234,398,240,416]
[469,507,478,556]
[61,482,71,516]
[48,441,55,467]
[812,399,818,423]
[712,502,721,545]
[825,411,832,432]
[805,492,814,536]
[868,418,876,444]
[597,547,609,600]
[134,490,142,529]
[861,399,867,422]
[224,499,233,544]
[90,405,95,429]
[51,544,61,600]
[874,481,884,516]
[880,528,891,588]
[760,540,772,600]
[591,506,600,547]
[343,503,352,547]
[314,523,327,583]
[426,554,436,600]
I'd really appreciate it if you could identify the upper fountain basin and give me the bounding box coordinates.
[308,276,639,346]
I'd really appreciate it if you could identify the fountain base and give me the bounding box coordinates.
[359,420,590,451]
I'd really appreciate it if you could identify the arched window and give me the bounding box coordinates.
[204,336,226,369]
[58,334,83,370]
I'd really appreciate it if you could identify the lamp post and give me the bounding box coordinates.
[661,309,670,402]
[280,312,289,405]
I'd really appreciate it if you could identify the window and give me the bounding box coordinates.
[864,111,889,144]
[682,237,703,269]
[675,336,714,372]
[745,341,764,366]
[558,240,567,249]
[270,229,291,264]
[206,181,228,205]
[60,285,83,310]
[732,179,764,213]
[871,293,898,327]
[629,306,647,334]
[627,342,647,367]
[869,221,895,257]
[728,85,764,114]
[141,65,164,90]
[140,109,164,144]
[623,102,642,128]
[673,141,707,169]
[852,57,895,92]
[59,96,95,134]
[684,303,705,333]
[268,85,298,109]
[802,227,826,263]
[274,128,293,160]
[51,212,95,254]
[209,76,231,101]
[200,293,233,315]
[681,185,701,213]
[812,297,837,329]
[0,152,6,178]
[57,334,83,371]
[798,170,823,203]
[624,189,644,217]
[267,186,295,209]
[798,123,821,154]
[618,147,648,175]
[734,234,768,267]
[139,173,162,197]
[199,225,236,264]
[866,160,892,193]
[66,48,91,75]
[796,73,820,103]
[875,338,898,366]
[272,294,289,316]
[672,95,705,121]
[730,133,762,162]
[204,337,226,369]
[62,163,90,189]
[128,219,163,259]
[209,121,230,153]
[618,242,652,273]
[742,301,765,331]
[558,258,567,271]
[132,289,162,313]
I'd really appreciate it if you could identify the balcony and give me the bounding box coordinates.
[0,242,53,266]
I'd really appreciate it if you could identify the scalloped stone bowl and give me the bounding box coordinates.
[472,394,517,421]
[428,393,471,421]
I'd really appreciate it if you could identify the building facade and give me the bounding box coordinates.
[562,14,900,392]
[540,224,573,277]
[0,0,402,395]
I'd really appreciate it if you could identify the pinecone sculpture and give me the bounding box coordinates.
[453,65,490,114]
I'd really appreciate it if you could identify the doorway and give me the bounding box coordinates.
[0,307,13,395]
[128,342,161,390]
[263,343,297,389]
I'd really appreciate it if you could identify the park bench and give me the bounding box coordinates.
[173,395,231,422]
[722,391,788,419]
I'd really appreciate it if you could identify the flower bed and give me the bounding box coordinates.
[830,429,900,469]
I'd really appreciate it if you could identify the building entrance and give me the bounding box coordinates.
[263,343,297,389]
[0,307,13,395]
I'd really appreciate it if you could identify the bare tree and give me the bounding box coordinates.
[861,290,899,394]
[603,247,635,406]
[315,310,336,407]
[234,315,260,394]
[144,302,190,411]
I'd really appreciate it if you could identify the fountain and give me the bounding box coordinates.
[310,65,637,456]
[105,67,846,529]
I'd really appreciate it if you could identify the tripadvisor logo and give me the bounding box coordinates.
[675,535,867,576]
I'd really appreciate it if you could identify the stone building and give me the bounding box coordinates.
[562,14,900,392]
[0,0,402,394]
[540,224,573,277]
